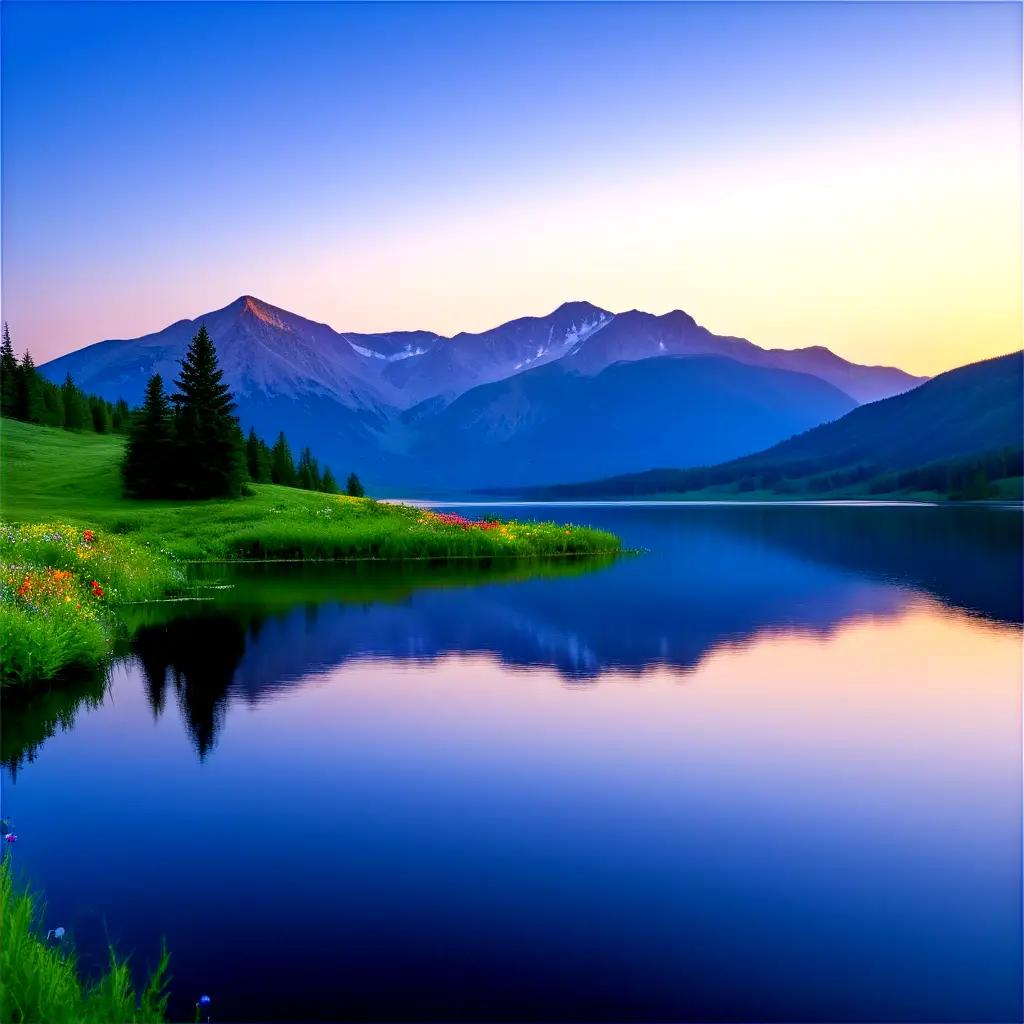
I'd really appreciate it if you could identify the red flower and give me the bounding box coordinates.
[90,580,104,598]
[83,530,96,544]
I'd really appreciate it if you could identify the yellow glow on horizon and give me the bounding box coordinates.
[20,108,1019,379]
[284,107,1019,378]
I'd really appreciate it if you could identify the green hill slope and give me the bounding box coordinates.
[0,419,618,560]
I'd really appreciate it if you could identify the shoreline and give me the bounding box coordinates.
[385,497,1024,509]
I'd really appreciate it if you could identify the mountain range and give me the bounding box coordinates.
[41,295,927,492]
[521,351,1023,499]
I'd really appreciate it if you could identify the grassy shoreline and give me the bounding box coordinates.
[0,858,169,1023]
[0,523,185,686]
[1,420,621,685]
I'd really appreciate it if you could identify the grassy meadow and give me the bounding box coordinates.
[1,420,619,561]
[1,419,619,686]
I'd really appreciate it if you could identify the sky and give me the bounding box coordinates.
[1,1,1020,375]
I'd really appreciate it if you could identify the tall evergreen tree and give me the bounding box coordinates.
[112,398,131,433]
[15,352,45,423]
[123,374,174,497]
[270,431,296,486]
[40,383,65,427]
[296,446,321,491]
[320,467,339,494]
[246,427,263,481]
[172,325,245,498]
[346,472,365,498]
[61,374,88,429]
[256,438,273,480]
[245,427,274,483]
[90,396,112,434]
[0,324,18,417]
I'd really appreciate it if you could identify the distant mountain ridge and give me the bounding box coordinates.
[39,294,928,493]
[518,351,1023,500]
[42,294,924,409]
[400,355,857,489]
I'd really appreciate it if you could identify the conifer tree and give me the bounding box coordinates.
[320,467,339,494]
[245,427,274,483]
[257,438,273,480]
[0,324,18,417]
[112,398,131,433]
[246,427,263,481]
[41,383,65,427]
[61,374,88,430]
[90,396,112,434]
[123,374,174,497]
[270,431,296,486]
[172,325,245,498]
[296,446,321,491]
[346,472,365,498]
[15,352,45,423]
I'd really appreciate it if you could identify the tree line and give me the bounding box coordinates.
[123,324,362,499]
[1,321,364,501]
[1,324,131,434]
[243,428,362,496]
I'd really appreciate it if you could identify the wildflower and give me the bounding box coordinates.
[4,832,17,844]
[90,580,104,599]
[83,529,96,544]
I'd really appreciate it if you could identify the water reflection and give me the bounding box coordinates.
[133,614,247,758]
[2,671,108,776]
[3,505,1020,1022]
[7,506,1020,764]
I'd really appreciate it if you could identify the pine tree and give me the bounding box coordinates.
[296,446,321,492]
[112,398,132,433]
[346,472,365,498]
[320,467,339,494]
[15,352,45,423]
[90,396,112,434]
[172,325,245,498]
[40,381,65,427]
[245,427,262,481]
[245,428,273,483]
[123,374,174,497]
[0,324,18,417]
[270,431,296,486]
[256,438,273,481]
[61,374,88,430]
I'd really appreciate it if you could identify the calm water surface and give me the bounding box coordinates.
[3,504,1021,1022]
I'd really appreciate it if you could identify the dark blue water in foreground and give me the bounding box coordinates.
[3,504,1022,1022]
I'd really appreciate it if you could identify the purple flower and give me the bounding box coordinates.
[4,833,17,844]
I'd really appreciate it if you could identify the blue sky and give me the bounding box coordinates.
[2,1,1020,372]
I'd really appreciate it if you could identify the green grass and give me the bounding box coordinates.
[0,522,185,687]
[0,419,619,685]
[0,858,169,1023]
[1,420,620,561]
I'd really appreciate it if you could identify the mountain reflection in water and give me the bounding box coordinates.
[6,504,1019,767]
[2,504,1020,1024]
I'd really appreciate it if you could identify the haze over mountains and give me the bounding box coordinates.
[41,295,927,493]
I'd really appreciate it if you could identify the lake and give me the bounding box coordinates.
[2,504,1021,1022]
